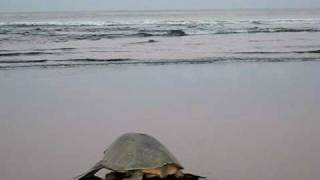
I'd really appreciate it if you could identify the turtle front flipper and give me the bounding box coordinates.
[180,174,206,180]
[78,175,103,180]
[123,171,143,180]
[74,161,104,180]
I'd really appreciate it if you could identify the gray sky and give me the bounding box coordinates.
[0,0,319,12]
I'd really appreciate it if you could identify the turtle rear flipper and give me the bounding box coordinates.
[106,172,129,180]
[123,171,143,180]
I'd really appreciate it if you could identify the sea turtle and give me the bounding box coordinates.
[77,133,202,180]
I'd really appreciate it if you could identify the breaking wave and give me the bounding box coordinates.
[1,17,319,42]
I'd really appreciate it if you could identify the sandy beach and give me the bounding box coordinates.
[1,61,320,180]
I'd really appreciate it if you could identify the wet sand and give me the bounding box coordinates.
[0,61,320,180]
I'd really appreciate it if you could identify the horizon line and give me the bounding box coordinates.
[1,7,320,13]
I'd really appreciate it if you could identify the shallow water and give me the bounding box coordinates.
[1,61,320,180]
[1,9,320,68]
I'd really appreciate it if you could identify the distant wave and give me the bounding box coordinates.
[0,60,48,63]
[0,58,130,64]
[135,29,187,37]
[1,57,319,70]
[0,52,57,57]
[236,50,320,54]
[60,58,131,62]
[295,50,320,53]
[246,27,319,33]
[3,49,318,59]
[33,48,76,51]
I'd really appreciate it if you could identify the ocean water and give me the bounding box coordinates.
[0,9,320,68]
[1,9,320,180]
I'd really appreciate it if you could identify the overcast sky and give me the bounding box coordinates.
[0,0,319,12]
